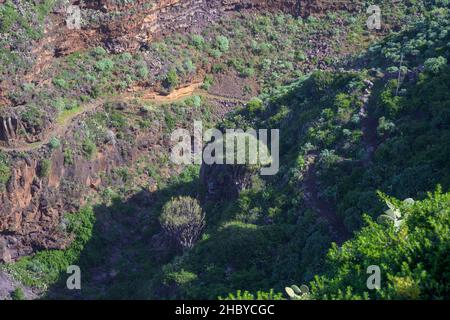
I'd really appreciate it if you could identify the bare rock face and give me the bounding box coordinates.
[0,149,102,258]
[0,155,67,258]
[200,163,255,202]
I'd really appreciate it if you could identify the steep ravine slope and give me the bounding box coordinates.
[1,0,448,301]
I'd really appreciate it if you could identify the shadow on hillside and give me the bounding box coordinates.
[43,176,200,300]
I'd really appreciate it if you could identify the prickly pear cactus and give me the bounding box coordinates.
[284,284,310,300]
[377,198,415,231]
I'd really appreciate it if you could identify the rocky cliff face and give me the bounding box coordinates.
[0,106,168,261]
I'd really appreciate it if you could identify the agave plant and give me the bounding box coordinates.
[285,285,310,300]
[377,198,414,231]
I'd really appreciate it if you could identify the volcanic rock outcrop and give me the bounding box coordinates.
[83,0,362,52]
[0,112,166,260]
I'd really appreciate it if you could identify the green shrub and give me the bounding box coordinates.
[242,67,255,78]
[53,78,69,90]
[318,149,340,169]
[52,98,66,111]
[49,137,61,150]
[184,59,196,74]
[424,56,447,74]
[110,112,127,129]
[163,69,179,90]
[120,52,133,62]
[191,34,205,49]
[209,48,222,58]
[334,93,352,109]
[82,138,97,160]
[247,98,264,114]
[202,74,214,90]
[2,207,95,289]
[311,189,450,300]
[386,66,399,73]
[95,59,114,72]
[93,46,107,56]
[377,116,396,136]
[164,269,198,286]
[11,287,25,300]
[295,50,307,62]
[137,64,149,79]
[216,35,230,52]
[185,95,202,108]
[38,159,51,178]
[220,289,284,300]
[212,63,225,73]
[379,80,402,117]
[0,153,11,187]
[64,148,74,165]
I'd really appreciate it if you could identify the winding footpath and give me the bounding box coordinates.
[0,98,105,152]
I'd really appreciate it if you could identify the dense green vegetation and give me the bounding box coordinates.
[311,188,450,300]
[148,6,450,299]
